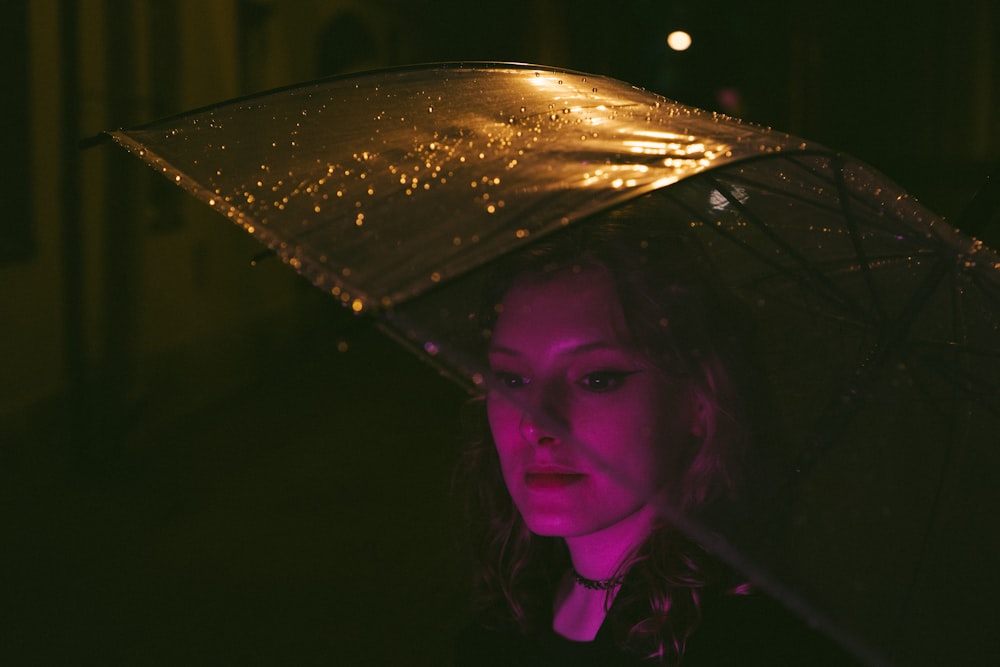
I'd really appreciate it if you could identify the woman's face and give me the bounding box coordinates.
[486,266,697,539]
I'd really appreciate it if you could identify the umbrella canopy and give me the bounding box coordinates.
[103,63,1000,666]
[105,62,802,313]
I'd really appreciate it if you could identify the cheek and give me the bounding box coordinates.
[486,395,524,495]
[486,394,520,452]
[593,394,684,483]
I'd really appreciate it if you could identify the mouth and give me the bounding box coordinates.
[524,472,587,490]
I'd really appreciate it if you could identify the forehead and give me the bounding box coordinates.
[492,267,630,349]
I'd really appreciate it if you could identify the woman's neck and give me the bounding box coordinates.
[563,502,659,579]
[552,503,660,642]
[552,574,614,641]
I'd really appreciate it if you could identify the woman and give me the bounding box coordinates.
[454,200,857,665]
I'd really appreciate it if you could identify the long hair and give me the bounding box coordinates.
[457,194,764,662]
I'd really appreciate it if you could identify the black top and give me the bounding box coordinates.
[454,592,864,666]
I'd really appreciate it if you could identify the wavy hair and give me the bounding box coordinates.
[457,194,767,662]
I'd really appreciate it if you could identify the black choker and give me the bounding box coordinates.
[571,569,624,591]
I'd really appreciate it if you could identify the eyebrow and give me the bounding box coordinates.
[487,341,625,357]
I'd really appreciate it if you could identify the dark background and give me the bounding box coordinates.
[2,1,997,665]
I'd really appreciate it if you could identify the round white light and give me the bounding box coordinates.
[667,30,692,51]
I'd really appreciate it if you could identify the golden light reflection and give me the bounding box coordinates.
[634,130,692,141]
[650,177,678,189]
[624,140,671,155]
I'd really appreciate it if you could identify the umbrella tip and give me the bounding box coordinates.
[78,131,115,150]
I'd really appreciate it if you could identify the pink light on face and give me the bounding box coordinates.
[486,267,698,540]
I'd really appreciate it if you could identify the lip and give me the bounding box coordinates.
[524,471,587,490]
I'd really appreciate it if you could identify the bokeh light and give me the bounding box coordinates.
[667,30,692,51]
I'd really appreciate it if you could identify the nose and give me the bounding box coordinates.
[519,407,561,446]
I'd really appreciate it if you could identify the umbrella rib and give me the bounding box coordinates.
[699,152,853,219]
[868,252,956,368]
[712,152,860,219]
[902,262,1000,414]
[692,173,874,323]
[694,160,992,518]
[719,153,929,249]
[832,155,888,320]
[894,267,977,638]
[906,345,1000,411]
[794,253,959,482]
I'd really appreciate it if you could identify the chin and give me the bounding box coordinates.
[522,513,598,538]
[522,514,577,537]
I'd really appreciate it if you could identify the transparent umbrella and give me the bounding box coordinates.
[100,63,1000,666]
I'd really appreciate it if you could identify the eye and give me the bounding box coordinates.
[578,370,637,393]
[493,372,529,389]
